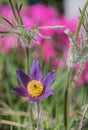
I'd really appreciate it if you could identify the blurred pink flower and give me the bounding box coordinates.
[53,58,61,67]
[0,5,12,18]
[0,4,78,54]
[84,72,88,81]
[74,62,88,86]
[76,75,84,86]
[41,41,56,60]
[22,4,58,21]
[0,35,18,53]
[1,3,88,86]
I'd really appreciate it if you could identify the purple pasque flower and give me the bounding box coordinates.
[12,60,55,102]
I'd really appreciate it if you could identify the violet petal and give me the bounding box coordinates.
[16,69,29,88]
[38,89,54,99]
[30,60,42,81]
[29,89,54,102]
[42,70,55,88]
[12,87,29,97]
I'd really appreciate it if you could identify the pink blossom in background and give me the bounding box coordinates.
[84,72,88,81]
[0,5,17,53]
[53,58,61,67]
[22,3,60,37]
[74,62,88,86]
[3,6,13,19]
[0,5,12,18]
[41,41,56,60]
[22,4,58,22]
[0,4,78,54]
[76,75,84,86]
[0,5,15,26]
[1,3,88,86]
[0,35,18,53]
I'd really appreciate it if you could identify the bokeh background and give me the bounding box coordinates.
[0,0,88,130]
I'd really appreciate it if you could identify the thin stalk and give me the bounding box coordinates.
[25,45,34,130]
[67,64,83,129]
[36,101,41,130]
[64,64,83,130]
[15,1,23,25]
[25,46,30,74]
[64,67,72,130]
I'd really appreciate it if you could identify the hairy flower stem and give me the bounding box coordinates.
[25,45,34,130]
[64,67,72,130]
[64,1,88,130]
[25,46,30,74]
[36,101,41,130]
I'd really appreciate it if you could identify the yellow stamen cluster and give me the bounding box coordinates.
[27,80,43,97]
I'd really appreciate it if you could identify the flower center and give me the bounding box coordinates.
[27,80,43,97]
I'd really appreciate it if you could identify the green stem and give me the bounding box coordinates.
[25,46,30,74]
[75,0,88,41]
[64,67,72,130]
[65,64,83,129]
[25,46,34,130]
[36,101,40,130]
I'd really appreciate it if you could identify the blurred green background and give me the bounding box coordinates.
[0,0,88,130]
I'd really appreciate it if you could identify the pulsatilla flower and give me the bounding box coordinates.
[12,60,55,102]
